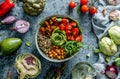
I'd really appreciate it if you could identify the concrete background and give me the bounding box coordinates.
[0,0,99,79]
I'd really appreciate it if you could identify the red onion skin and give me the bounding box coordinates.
[105,64,118,79]
[11,20,30,33]
[1,16,16,24]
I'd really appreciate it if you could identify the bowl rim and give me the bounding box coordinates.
[35,14,82,62]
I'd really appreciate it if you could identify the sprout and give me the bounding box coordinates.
[108,26,120,45]
[99,37,117,56]
[14,53,41,79]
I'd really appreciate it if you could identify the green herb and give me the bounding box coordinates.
[94,48,100,54]
[25,41,31,47]
[77,5,81,14]
[114,57,120,67]
[64,41,83,56]
[39,20,44,26]
[56,18,62,22]
[105,57,110,63]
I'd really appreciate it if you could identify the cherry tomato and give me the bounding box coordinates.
[69,1,76,9]
[89,6,97,15]
[65,29,72,35]
[59,24,65,31]
[72,28,79,36]
[80,0,88,5]
[69,22,76,27]
[65,25,72,30]
[75,35,82,42]
[81,5,89,13]
[67,35,74,41]
[62,18,68,25]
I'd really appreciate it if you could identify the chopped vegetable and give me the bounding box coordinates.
[93,48,100,54]
[75,35,82,42]
[51,28,67,46]
[10,20,30,33]
[64,41,83,56]
[105,64,118,79]
[0,0,15,17]
[15,53,41,79]
[105,57,110,63]
[25,41,31,47]
[69,1,76,9]
[114,57,120,67]
[81,5,89,13]
[1,16,16,24]
[89,6,97,15]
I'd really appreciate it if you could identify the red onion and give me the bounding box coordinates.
[105,64,118,79]
[1,16,16,24]
[10,20,30,33]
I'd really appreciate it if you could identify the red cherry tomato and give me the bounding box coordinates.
[69,1,76,9]
[81,5,89,13]
[65,29,72,35]
[80,0,88,5]
[62,18,68,25]
[89,6,97,15]
[69,22,77,27]
[67,35,74,41]
[65,25,72,30]
[72,28,79,36]
[75,35,82,42]
[59,24,65,31]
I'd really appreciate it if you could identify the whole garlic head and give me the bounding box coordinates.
[109,10,120,20]
[108,0,117,5]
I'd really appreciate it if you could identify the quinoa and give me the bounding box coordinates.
[37,31,53,53]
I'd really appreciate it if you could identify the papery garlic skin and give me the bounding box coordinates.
[109,26,120,45]
[99,37,117,56]
[109,10,120,20]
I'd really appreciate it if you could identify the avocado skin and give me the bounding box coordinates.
[0,38,22,55]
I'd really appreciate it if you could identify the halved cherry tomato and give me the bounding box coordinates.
[80,0,88,5]
[62,18,68,25]
[65,29,72,35]
[69,1,76,9]
[81,5,89,13]
[59,24,65,31]
[72,28,79,36]
[69,22,76,27]
[65,25,72,30]
[75,35,82,42]
[89,6,97,15]
[67,35,74,41]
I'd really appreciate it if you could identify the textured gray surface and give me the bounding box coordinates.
[0,0,99,79]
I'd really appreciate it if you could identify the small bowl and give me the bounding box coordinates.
[35,15,82,62]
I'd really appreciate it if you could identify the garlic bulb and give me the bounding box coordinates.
[109,10,120,20]
[108,0,117,5]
